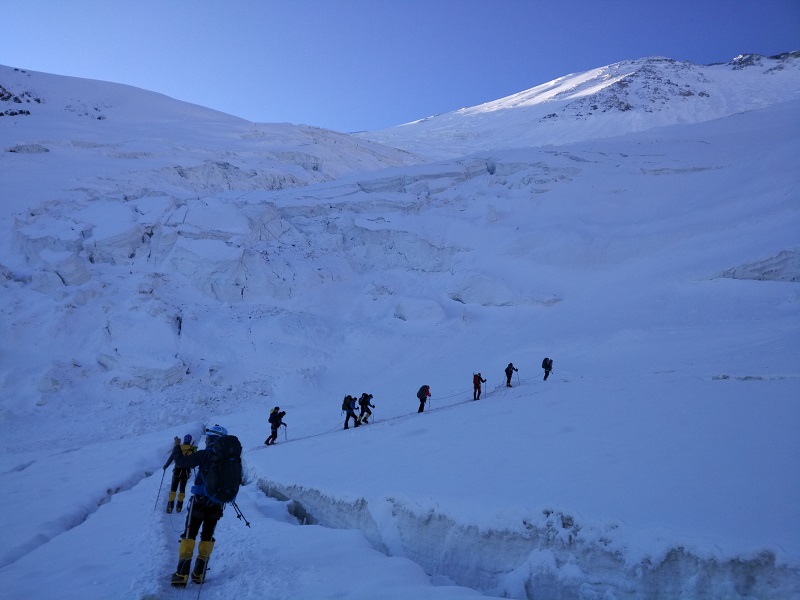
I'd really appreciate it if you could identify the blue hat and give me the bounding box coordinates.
[183,434,193,444]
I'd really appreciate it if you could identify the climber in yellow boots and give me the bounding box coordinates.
[170,424,242,587]
[163,434,197,513]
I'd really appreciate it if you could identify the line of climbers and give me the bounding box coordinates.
[349,357,555,425]
[504,356,553,386]
[262,356,555,444]
[415,356,554,416]
[343,357,554,427]
[157,357,556,587]
[475,356,554,401]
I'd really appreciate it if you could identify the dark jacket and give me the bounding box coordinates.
[164,443,196,470]
[174,447,219,502]
[359,394,374,409]
[417,385,430,401]
[174,447,207,471]
[269,410,286,429]
[505,363,518,377]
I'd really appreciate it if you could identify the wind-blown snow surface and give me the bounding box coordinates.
[357,52,800,159]
[1,62,800,599]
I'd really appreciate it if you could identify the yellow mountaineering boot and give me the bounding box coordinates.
[170,538,195,587]
[191,540,215,584]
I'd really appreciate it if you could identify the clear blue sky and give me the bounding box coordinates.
[2,0,798,132]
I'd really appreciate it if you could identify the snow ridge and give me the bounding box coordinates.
[258,480,800,599]
[357,52,800,158]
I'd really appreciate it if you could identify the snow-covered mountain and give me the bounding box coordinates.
[0,65,423,217]
[1,56,799,599]
[357,52,800,158]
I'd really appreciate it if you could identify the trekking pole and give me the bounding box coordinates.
[195,516,207,600]
[231,501,251,527]
[154,468,166,511]
[516,370,520,385]
[283,423,288,441]
[195,541,205,600]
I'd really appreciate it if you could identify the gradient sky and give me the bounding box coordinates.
[2,0,798,132]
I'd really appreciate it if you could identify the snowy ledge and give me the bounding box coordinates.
[258,479,800,600]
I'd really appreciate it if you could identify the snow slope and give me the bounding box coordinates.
[1,59,799,599]
[356,52,800,159]
[0,64,423,219]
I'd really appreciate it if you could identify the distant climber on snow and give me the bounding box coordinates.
[542,357,554,381]
[163,434,197,513]
[417,384,431,413]
[170,424,242,588]
[505,362,518,387]
[358,393,375,424]
[265,407,286,445]
[473,372,487,400]
[342,395,360,429]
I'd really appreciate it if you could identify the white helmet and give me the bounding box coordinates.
[204,424,228,438]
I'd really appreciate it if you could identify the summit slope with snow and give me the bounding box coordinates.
[357,52,800,158]
[1,54,799,599]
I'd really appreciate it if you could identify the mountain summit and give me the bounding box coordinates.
[357,52,800,158]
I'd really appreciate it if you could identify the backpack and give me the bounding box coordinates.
[200,434,243,505]
[542,357,552,370]
[342,396,350,411]
[417,385,429,401]
[180,443,196,456]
